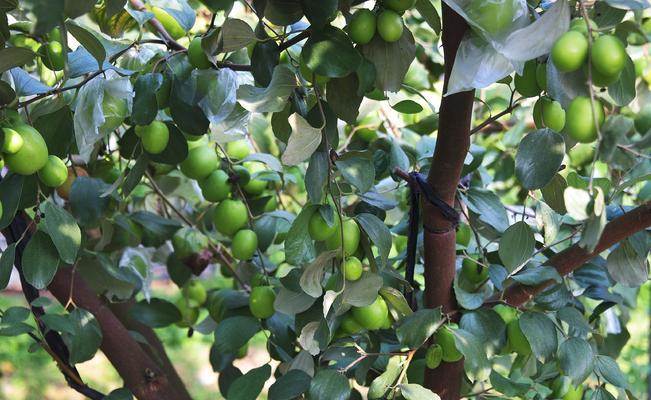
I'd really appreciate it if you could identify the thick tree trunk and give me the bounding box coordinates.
[422,5,473,399]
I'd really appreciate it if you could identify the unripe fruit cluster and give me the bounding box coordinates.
[1,112,69,190]
[347,0,416,45]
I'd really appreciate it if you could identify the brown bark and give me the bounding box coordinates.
[108,300,191,397]
[48,268,192,400]
[422,5,474,399]
[501,201,651,305]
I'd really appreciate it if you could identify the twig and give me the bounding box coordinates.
[470,103,520,135]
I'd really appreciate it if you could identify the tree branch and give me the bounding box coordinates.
[422,5,474,399]
[500,201,651,306]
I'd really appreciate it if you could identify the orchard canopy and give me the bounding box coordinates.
[0,0,650,399]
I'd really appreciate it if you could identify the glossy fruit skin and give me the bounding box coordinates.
[38,155,68,188]
[591,35,627,77]
[225,139,250,160]
[56,167,88,200]
[149,6,186,40]
[384,0,416,11]
[348,9,376,45]
[492,304,516,324]
[176,298,199,328]
[188,37,211,69]
[377,10,404,43]
[634,104,651,134]
[569,17,596,35]
[183,280,207,307]
[172,227,209,259]
[542,98,566,132]
[342,256,363,281]
[467,0,514,35]
[425,344,443,369]
[435,324,463,362]
[506,319,531,355]
[136,121,169,154]
[340,314,363,335]
[213,199,248,236]
[587,64,619,87]
[514,60,541,98]
[461,257,488,284]
[249,286,276,319]
[4,125,48,175]
[1,127,24,154]
[325,219,361,256]
[352,295,389,330]
[39,41,65,71]
[180,146,218,180]
[456,223,471,247]
[551,31,588,72]
[100,94,128,134]
[242,161,267,195]
[308,212,338,241]
[568,143,595,168]
[565,96,605,143]
[199,169,231,202]
[231,229,258,260]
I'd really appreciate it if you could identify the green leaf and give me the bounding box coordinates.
[302,25,361,78]
[268,369,312,400]
[0,244,16,290]
[129,298,181,328]
[606,240,648,287]
[465,188,509,233]
[519,312,558,361]
[274,288,316,315]
[284,204,317,265]
[537,201,560,245]
[23,230,60,289]
[451,328,490,378]
[360,28,416,92]
[0,0,17,12]
[22,0,65,34]
[326,74,362,124]
[237,64,298,112]
[556,307,591,335]
[34,105,75,158]
[396,308,442,349]
[43,201,81,264]
[379,287,413,317]
[281,114,323,166]
[148,123,189,165]
[608,55,636,106]
[65,21,106,68]
[335,151,375,194]
[515,129,565,190]
[498,221,535,272]
[0,45,35,74]
[590,387,616,400]
[308,369,351,400]
[2,307,30,323]
[339,272,384,307]
[305,151,329,203]
[356,213,392,269]
[214,316,260,354]
[489,370,532,396]
[264,0,302,25]
[227,364,271,400]
[368,356,402,399]
[132,73,163,125]
[62,308,102,364]
[0,174,24,230]
[541,174,567,214]
[563,187,592,221]
[415,0,441,34]
[594,355,628,388]
[64,0,98,18]
[399,383,441,400]
[558,337,594,385]
[511,265,562,286]
[460,309,506,348]
[219,18,255,53]
[69,177,112,226]
[392,100,423,114]
[299,250,338,298]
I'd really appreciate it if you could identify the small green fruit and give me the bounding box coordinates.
[435,324,463,362]
[425,344,443,369]
[377,10,403,43]
[4,125,48,175]
[342,256,363,281]
[225,139,250,160]
[199,169,231,202]
[231,229,258,260]
[176,298,199,328]
[180,146,219,180]
[551,31,588,73]
[37,155,68,188]
[249,286,276,319]
[506,319,531,355]
[347,9,376,45]
[308,212,338,241]
[352,295,389,330]
[591,34,627,77]
[213,199,248,236]
[136,121,169,154]
[514,60,541,97]
[565,96,604,143]
[1,127,24,154]
[188,36,211,69]
[183,280,207,307]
